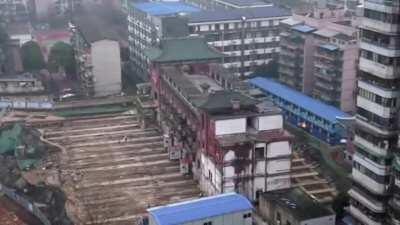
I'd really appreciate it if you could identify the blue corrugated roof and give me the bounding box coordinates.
[132,2,200,16]
[292,24,316,33]
[148,193,253,225]
[249,77,350,123]
[320,43,339,51]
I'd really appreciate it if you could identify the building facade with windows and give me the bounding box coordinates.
[187,6,291,77]
[249,77,351,145]
[128,1,200,80]
[0,0,28,22]
[349,0,400,224]
[146,37,293,201]
[278,9,359,112]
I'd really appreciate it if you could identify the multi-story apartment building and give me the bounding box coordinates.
[183,0,272,10]
[69,22,122,97]
[128,1,200,80]
[278,8,359,112]
[0,0,28,22]
[349,0,400,224]
[145,36,293,201]
[187,6,291,77]
[28,0,80,20]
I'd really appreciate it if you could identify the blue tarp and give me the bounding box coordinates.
[249,77,350,123]
[132,2,200,16]
[148,193,253,225]
[292,24,316,33]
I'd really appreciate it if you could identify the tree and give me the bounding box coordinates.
[47,42,76,75]
[332,192,350,221]
[21,41,46,72]
[253,57,279,79]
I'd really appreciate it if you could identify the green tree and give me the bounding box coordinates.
[47,42,76,75]
[21,41,46,72]
[332,192,350,221]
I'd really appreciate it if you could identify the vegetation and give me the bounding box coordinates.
[0,22,8,73]
[332,192,350,221]
[21,41,46,72]
[47,42,76,75]
[253,57,279,79]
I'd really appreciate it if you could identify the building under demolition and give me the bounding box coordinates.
[144,36,293,201]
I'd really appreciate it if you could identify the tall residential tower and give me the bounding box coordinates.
[349,0,400,224]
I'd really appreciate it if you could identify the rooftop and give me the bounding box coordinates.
[145,37,224,63]
[217,0,272,7]
[263,188,334,221]
[132,2,200,16]
[319,43,339,51]
[148,193,253,225]
[280,18,303,26]
[248,77,350,123]
[292,24,316,33]
[188,6,291,23]
[313,29,339,38]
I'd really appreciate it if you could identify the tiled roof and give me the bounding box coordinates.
[145,37,224,63]
[148,193,253,225]
[188,6,291,23]
[249,77,350,123]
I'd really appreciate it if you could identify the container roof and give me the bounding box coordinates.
[148,193,253,225]
[292,24,316,33]
[249,77,350,123]
[132,2,200,16]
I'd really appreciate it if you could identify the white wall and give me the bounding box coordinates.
[267,141,291,158]
[300,215,336,225]
[266,175,291,191]
[201,153,222,194]
[215,118,246,135]
[257,115,283,131]
[91,40,122,97]
[266,159,291,174]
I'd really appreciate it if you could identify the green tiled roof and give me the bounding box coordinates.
[145,37,224,63]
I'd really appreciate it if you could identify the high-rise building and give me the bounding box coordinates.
[278,8,359,112]
[349,0,400,224]
[0,0,28,22]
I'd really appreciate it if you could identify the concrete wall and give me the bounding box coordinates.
[339,44,358,113]
[215,118,246,135]
[267,141,291,158]
[91,40,122,97]
[256,115,283,131]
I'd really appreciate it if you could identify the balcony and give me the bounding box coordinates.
[350,205,383,225]
[356,115,397,136]
[357,96,398,119]
[359,57,399,79]
[349,188,385,213]
[352,169,389,195]
[354,135,389,156]
[353,153,391,176]
[360,40,400,58]
[362,17,400,34]
[358,80,400,99]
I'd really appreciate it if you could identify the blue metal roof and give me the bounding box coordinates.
[320,43,339,51]
[148,193,253,225]
[249,77,350,123]
[292,24,316,33]
[133,2,200,16]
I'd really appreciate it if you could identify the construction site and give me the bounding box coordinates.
[0,95,344,225]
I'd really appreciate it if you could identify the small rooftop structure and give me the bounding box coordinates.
[188,6,291,23]
[132,2,201,16]
[148,193,253,225]
[248,77,350,123]
[292,24,317,33]
[260,188,335,223]
[313,28,339,38]
[319,43,339,51]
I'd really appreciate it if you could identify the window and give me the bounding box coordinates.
[208,170,212,181]
[255,147,265,159]
[276,212,281,223]
[243,213,252,219]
